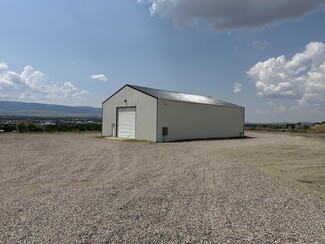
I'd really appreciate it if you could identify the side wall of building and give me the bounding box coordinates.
[102,86,157,141]
[157,99,244,142]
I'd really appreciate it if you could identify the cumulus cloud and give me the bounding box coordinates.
[0,71,22,88]
[247,41,325,110]
[267,101,287,113]
[0,62,88,103]
[0,62,9,70]
[253,40,269,50]
[91,74,108,82]
[61,81,88,97]
[19,92,34,100]
[0,93,9,99]
[138,0,325,31]
[233,83,242,93]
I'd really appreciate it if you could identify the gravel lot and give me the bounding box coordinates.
[0,132,324,243]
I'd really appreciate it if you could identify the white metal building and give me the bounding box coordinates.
[102,84,245,142]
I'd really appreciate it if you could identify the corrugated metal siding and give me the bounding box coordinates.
[102,86,157,141]
[157,99,244,142]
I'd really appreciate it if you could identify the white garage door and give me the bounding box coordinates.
[117,107,136,139]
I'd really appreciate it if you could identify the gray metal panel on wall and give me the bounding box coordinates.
[157,99,244,142]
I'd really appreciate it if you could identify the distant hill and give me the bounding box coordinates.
[0,101,101,118]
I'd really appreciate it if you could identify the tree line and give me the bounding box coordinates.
[1,121,101,133]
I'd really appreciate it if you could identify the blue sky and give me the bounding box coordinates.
[0,0,325,122]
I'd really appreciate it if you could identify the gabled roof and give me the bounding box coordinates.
[127,84,243,108]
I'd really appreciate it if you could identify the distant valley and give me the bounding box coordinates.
[0,101,101,118]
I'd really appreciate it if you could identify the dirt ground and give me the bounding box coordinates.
[224,131,325,201]
[0,131,324,242]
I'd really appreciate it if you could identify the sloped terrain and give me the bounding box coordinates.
[0,101,101,117]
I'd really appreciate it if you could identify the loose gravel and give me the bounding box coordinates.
[0,132,324,243]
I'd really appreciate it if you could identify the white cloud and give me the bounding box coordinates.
[0,71,22,88]
[61,81,88,98]
[62,81,78,94]
[233,83,242,93]
[267,101,287,113]
[21,65,48,89]
[79,90,88,95]
[0,62,9,70]
[253,40,268,50]
[138,0,325,31]
[91,74,108,82]
[247,41,325,110]
[19,92,34,100]
[0,93,9,99]
[0,61,88,104]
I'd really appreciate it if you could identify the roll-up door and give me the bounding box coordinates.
[117,107,136,139]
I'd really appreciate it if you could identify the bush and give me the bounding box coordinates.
[0,124,16,132]
[17,122,27,133]
[17,121,43,132]
[26,121,43,132]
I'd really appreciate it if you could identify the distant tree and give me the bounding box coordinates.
[0,124,16,132]
[44,125,56,132]
[16,121,43,132]
[26,121,43,132]
[15,120,101,133]
[17,122,27,133]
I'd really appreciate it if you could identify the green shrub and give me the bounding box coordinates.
[17,122,27,132]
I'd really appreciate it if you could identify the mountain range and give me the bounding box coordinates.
[0,101,101,118]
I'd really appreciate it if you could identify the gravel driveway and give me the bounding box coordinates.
[0,132,324,243]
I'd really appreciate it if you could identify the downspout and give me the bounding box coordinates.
[156,98,159,142]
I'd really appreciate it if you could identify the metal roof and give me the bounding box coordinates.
[127,84,242,108]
